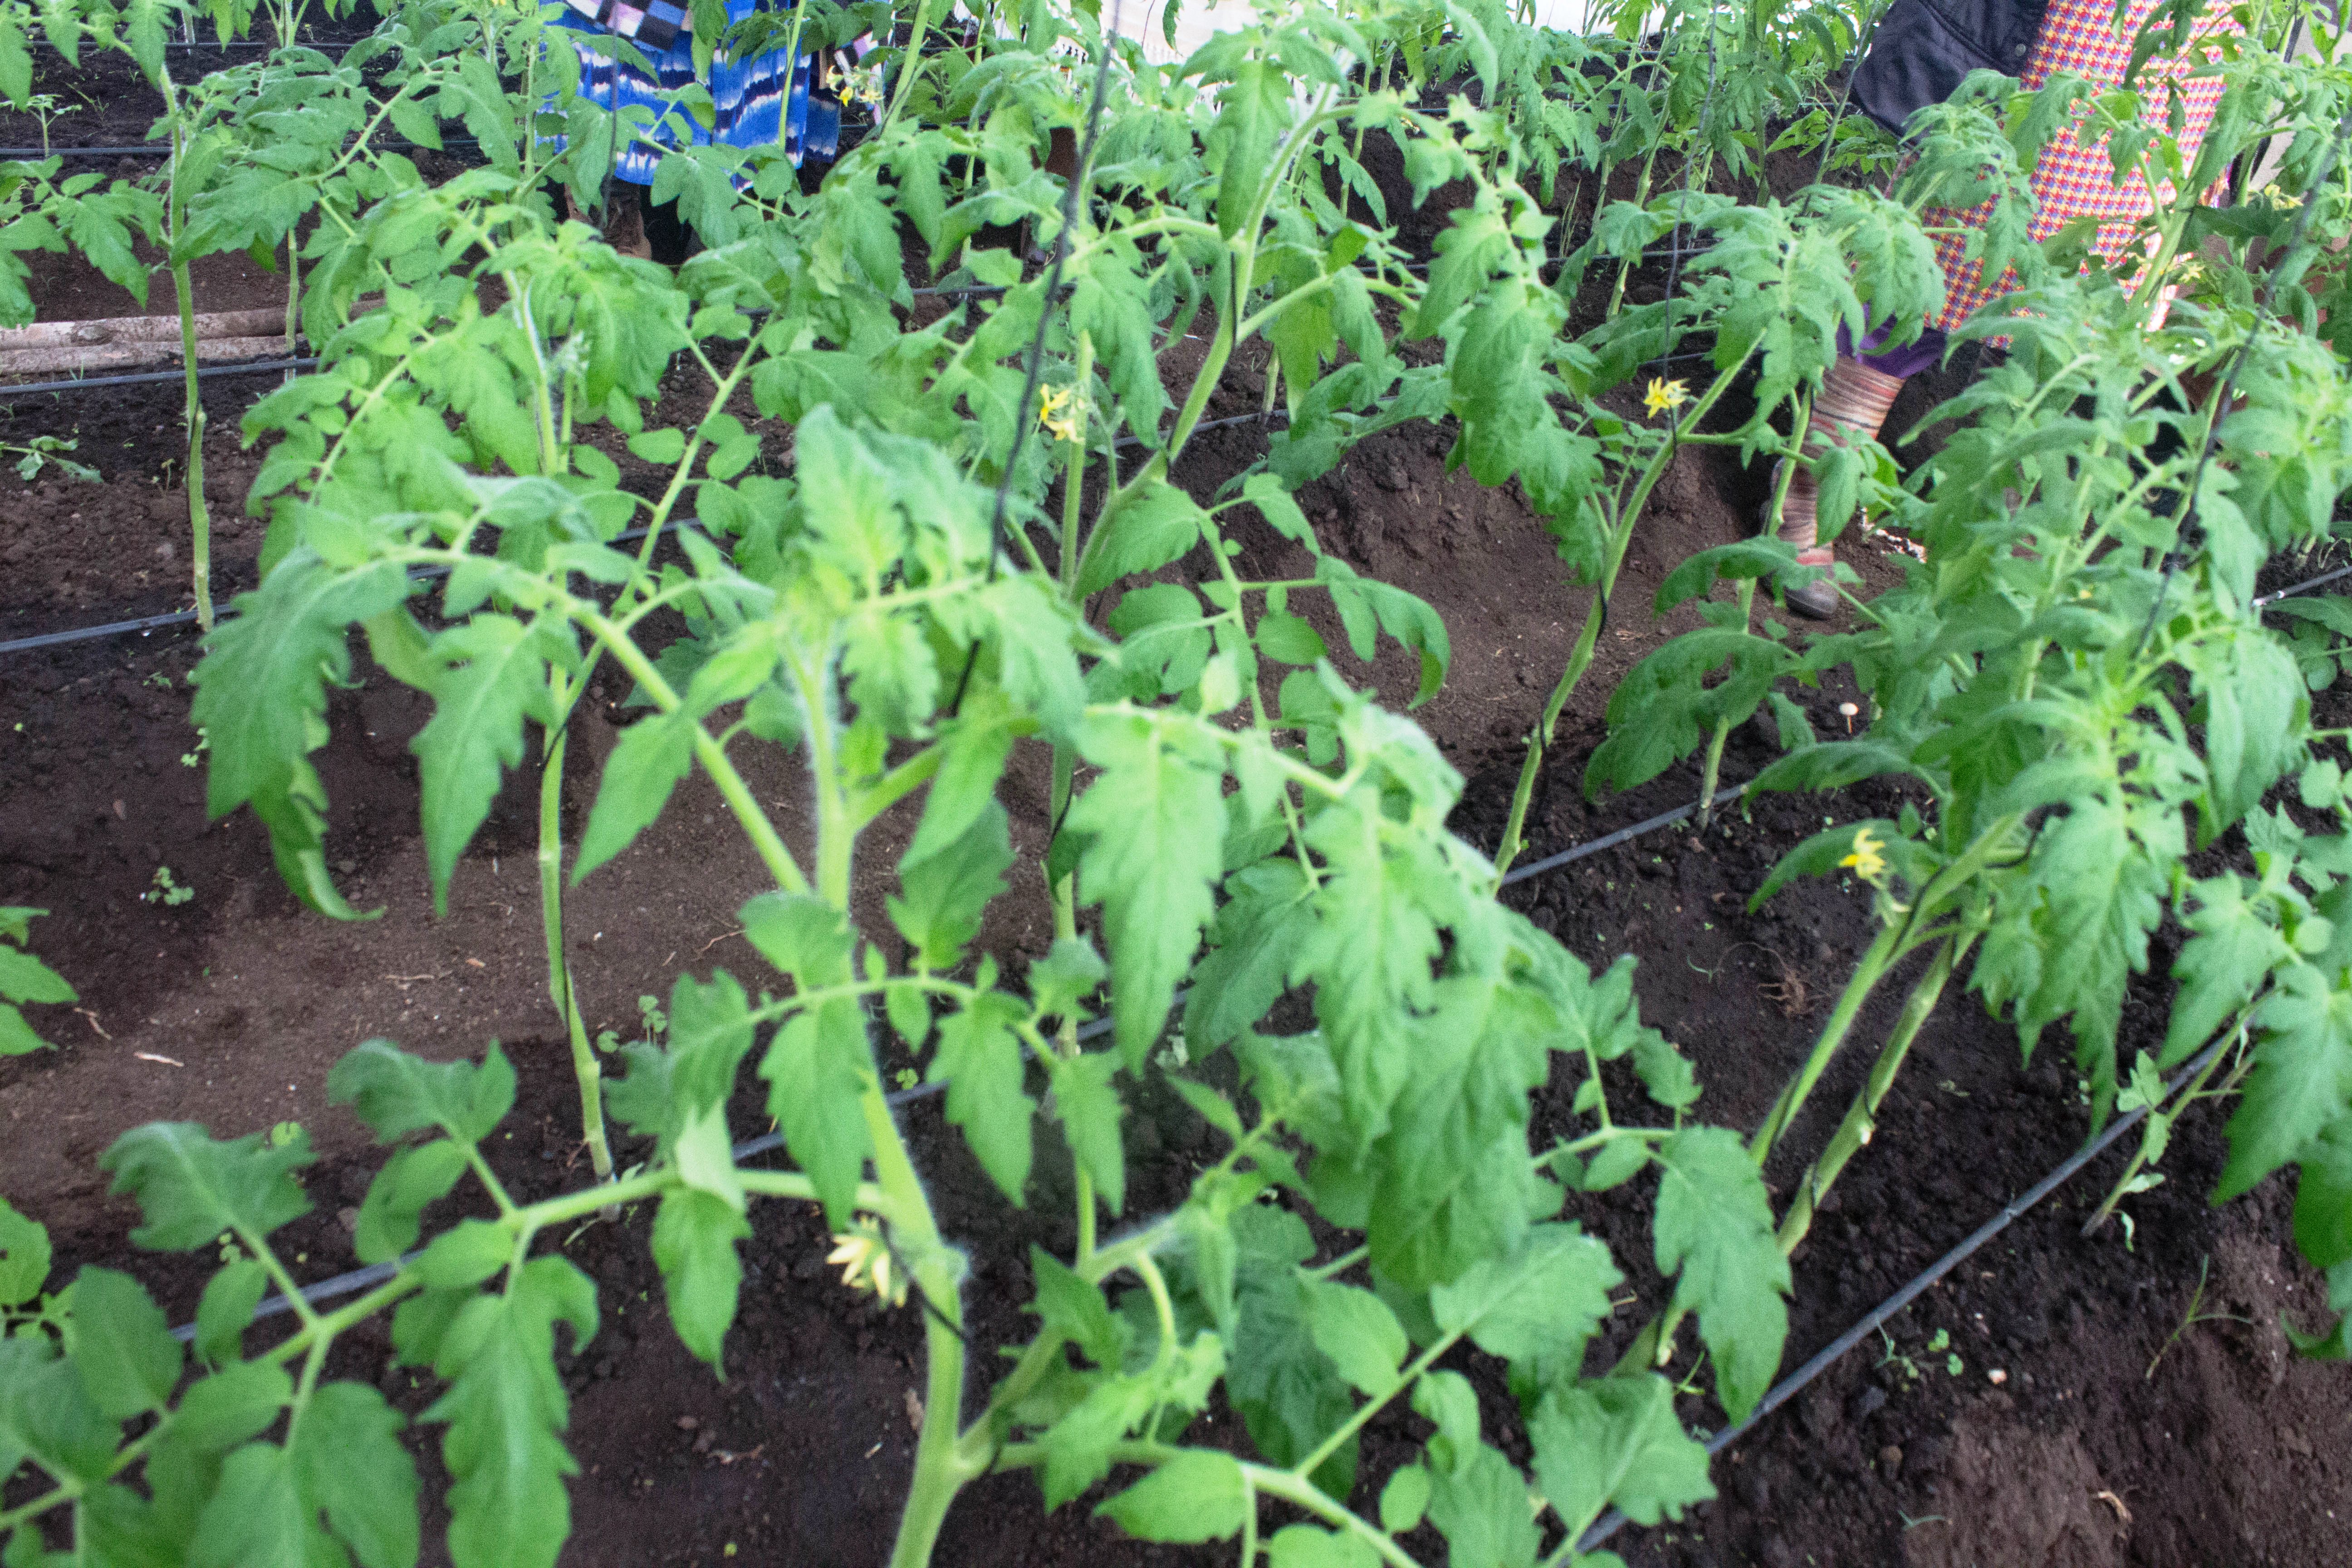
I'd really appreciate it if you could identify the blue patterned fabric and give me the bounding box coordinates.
[550,0,811,185]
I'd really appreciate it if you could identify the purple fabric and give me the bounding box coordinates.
[1836,320,1949,381]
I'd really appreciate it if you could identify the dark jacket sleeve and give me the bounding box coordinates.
[1847,0,2049,134]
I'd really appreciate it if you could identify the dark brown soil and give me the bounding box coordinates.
[5,130,2348,1568]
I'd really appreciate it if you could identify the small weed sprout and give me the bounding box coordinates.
[141,867,191,906]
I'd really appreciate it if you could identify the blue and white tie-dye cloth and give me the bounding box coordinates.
[549,0,814,185]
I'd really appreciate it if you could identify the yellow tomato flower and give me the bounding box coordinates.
[1039,383,1085,443]
[1839,825,1887,883]
[1642,377,1689,418]
[827,1229,907,1306]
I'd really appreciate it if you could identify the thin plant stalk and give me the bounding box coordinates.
[1696,393,1806,827]
[1774,931,1970,1254]
[167,113,212,631]
[1745,915,1903,1162]
[1603,137,1659,322]
[880,0,941,137]
[537,710,616,1187]
[283,226,301,371]
[2082,1019,2254,1235]
[1490,347,1755,879]
[1746,815,2022,1163]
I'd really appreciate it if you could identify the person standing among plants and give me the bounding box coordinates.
[550,0,822,262]
[1772,0,2241,617]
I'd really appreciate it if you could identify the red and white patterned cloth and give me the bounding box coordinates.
[1927,0,2239,332]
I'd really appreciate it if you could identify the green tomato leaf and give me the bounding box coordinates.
[929,990,1034,1203]
[759,997,874,1226]
[100,1123,314,1253]
[67,1267,181,1419]
[0,1197,49,1307]
[1651,1127,1791,1421]
[573,710,697,885]
[1097,1450,1247,1543]
[354,1141,471,1267]
[651,1188,750,1374]
[2219,963,2352,1202]
[889,799,1014,972]
[328,1039,516,1147]
[421,1257,596,1568]
[1529,1374,1712,1537]
[1068,712,1224,1068]
[296,1382,420,1568]
[1300,1278,1407,1396]
[192,1256,271,1369]
[411,616,563,916]
[1049,1049,1126,1216]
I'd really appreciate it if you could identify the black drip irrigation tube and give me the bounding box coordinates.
[0,515,692,658]
[0,401,1438,660]
[4,136,480,158]
[0,355,317,400]
[1577,1031,2235,1557]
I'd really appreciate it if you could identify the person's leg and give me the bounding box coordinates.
[1774,327,1942,617]
[639,182,694,266]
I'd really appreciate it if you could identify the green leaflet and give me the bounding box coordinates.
[2163,877,2293,1067]
[1295,790,1446,1148]
[1028,1248,1126,1366]
[193,1258,271,1367]
[651,1189,750,1373]
[2293,1117,2352,1276]
[2193,623,2307,845]
[1077,479,1209,598]
[1651,1127,1790,1421]
[421,1257,596,1568]
[328,1039,517,1147]
[759,996,874,1225]
[1068,711,1225,1067]
[1416,1370,1540,1568]
[411,614,564,912]
[1974,797,2172,1114]
[100,1123,314,1253]
[1097,1450,1247,1543]
[1041,1332,1225,1509]
[1208,55,1291,239]
[353,1142,471,1267]
[1213,1207,1357,1497]
[1528,1374,1712,1537]
[0,1197,49,1307]
[1299,1278,1407,1397]
[1364,978,1554,1291]
[0,1332,117,1487]
[292,1382,421,1568]
[890,800,1015,972]
[187,1442,309,1568]
[573,710,697,884]
[1267,1524,1379,1568]
[1429,1222,1622,1387]
[1184,861,1313,1052]
[191,554,412,919]
[1048,1049,1127,1215]
[64,1268,181,1421]
[930,990,1035,1202]
[2220,963,2352,1203]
